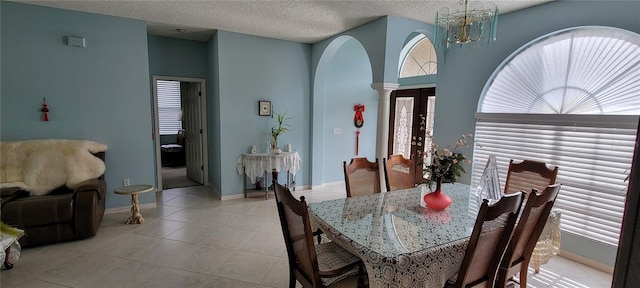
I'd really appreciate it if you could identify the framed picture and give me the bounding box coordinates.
[259,100,272,116]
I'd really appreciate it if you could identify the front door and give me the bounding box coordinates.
[388,88,436,183]
[181,82,204,184]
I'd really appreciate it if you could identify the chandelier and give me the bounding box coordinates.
[434,0,498,49]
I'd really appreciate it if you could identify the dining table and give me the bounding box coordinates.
[309,183,477,288]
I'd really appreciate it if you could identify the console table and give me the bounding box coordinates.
[236,152,302,199]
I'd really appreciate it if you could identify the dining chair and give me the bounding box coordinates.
[273,181,368,288]
[383,154,416,191]
[503,159,558,195]
[446,192,524,288]
[495,184,562,288]
[343,157,381,197]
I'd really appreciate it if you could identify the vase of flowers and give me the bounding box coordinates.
[271,111,291,154]
[423,133,473,210]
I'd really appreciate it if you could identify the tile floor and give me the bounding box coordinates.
[0,183,612,287]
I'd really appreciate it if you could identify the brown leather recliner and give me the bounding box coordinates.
[1,152,106,248]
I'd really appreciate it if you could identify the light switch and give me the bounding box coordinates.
[333,128,343,134]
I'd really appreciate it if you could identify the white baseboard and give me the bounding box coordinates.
[310,181,344,190]
[208,183,221,199]
[559,249,614,273]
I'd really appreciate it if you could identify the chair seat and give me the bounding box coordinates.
[317,241,362,286]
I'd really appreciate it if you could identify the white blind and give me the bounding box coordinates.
[472,114,638,245]
[157,80,182,135]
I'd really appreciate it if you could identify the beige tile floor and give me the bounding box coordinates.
[0,183,612,288]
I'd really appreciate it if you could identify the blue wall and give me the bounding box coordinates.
[207,33,221,193]
[0,2,156,209]
[148,36,208,79]
[147,36,209,185]
[214,31,311,197]
[322,39,377,182]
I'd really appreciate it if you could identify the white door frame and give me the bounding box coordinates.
[152,75,208,191]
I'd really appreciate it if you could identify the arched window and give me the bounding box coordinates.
[399,34,437,77]
[473,27,640,246]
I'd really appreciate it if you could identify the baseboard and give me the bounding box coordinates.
[221,190,270,201]
[310,181,345,190]
[207,182,221,199]
[559,249,614,273]
[105,202,156,214]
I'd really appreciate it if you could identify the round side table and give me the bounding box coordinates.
[114,184,154,224]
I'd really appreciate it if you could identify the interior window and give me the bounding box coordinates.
[157,80,183,135]
[473,26,640,246]
[399,35,437,78]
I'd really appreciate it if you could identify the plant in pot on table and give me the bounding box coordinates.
[423,133,473,210]
[271,111,291,154]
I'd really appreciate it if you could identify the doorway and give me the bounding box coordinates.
[388,87,436,183]
[152,76,208,191]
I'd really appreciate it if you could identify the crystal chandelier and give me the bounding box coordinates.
[434,0,498,49]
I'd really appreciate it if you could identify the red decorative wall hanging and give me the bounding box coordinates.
[40,98,49,121]
[353,104,365,155]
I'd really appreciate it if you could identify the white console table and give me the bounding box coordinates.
[236,152,302,199]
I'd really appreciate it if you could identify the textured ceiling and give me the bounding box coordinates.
[15,0,553,43]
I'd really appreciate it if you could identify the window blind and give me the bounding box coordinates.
[471,114,638,246]
[157,80,182,135]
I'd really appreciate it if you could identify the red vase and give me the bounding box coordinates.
[423,178,452,211]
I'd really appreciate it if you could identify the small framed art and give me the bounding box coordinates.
[259,100,272,116]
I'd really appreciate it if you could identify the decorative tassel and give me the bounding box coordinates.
[356,130,360,155]
[354,104,365,155]
[41,97,49,121]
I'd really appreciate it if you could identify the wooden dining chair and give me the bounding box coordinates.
[273,181,368,288]
[383,154,415,192]
[343,157,381,197]
[495,184,562,288]
[504,159,558,194]
[446,192,524,288]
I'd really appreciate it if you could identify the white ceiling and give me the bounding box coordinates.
[15,0,553,43]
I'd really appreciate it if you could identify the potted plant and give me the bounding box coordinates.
[271,111,291,153]
[422,133,473,210]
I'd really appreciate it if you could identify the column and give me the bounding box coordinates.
[371,83,399,191]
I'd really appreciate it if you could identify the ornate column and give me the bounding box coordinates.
[371,83,399,191]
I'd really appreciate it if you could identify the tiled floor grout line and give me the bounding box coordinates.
[0,184,612,288]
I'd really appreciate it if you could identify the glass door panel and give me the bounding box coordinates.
[389,88,436,184]
[392,97,414,158]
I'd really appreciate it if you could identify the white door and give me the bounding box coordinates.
[181,82,204,184]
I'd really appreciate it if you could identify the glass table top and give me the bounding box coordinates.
[309,183,478,258]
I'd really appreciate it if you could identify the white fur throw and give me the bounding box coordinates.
[0,139,107,196]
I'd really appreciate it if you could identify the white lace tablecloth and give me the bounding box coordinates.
[309,184,475,288]
[236,152,302,184]
[531,210,561,272]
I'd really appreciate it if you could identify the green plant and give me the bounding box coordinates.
[424,133,473,188]
[271,111,291,147]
